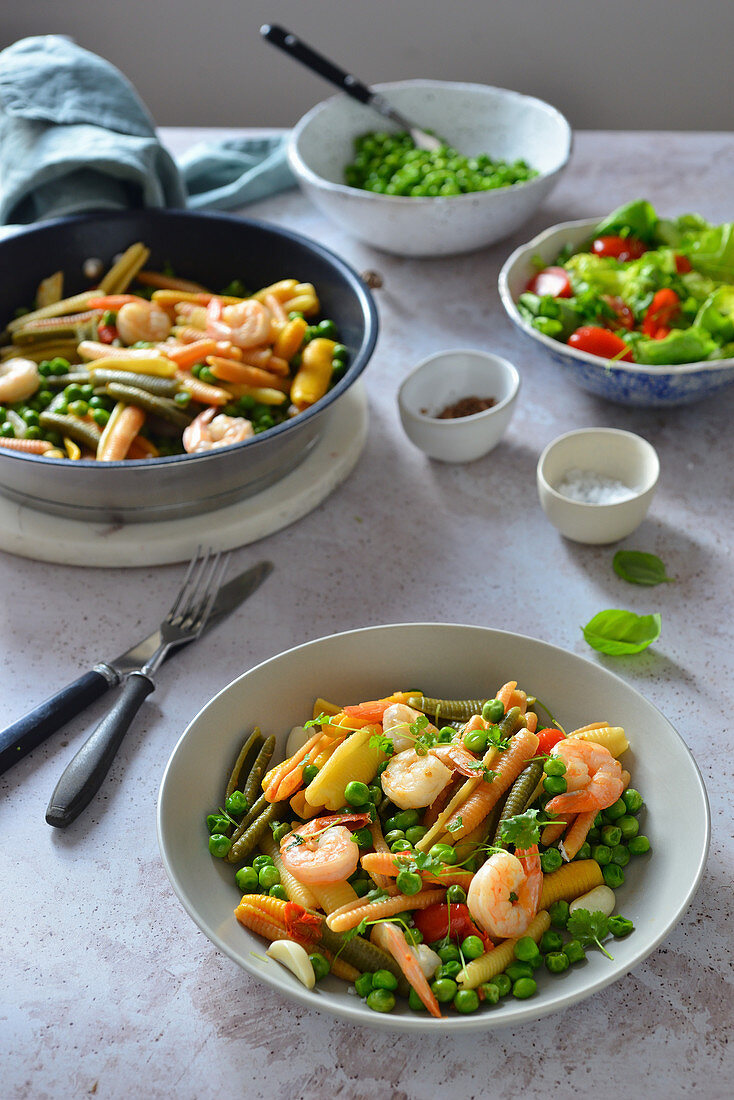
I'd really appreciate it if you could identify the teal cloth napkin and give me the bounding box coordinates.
[0,35,296,228]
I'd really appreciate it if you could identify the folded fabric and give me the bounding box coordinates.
[0,35,296,228]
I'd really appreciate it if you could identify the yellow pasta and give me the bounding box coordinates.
[457,911,551,989]
[309,881,359,914]
[538,860,604,910]
[569,725,629,757]
[259,833,319,909]
[304,727,386,811]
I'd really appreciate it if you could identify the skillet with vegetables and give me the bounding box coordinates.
[518,199,734,366]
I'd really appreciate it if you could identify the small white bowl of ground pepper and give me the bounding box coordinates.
[398,348,520,462]
[536,427,660,544]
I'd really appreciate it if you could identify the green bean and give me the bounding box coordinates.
[493,760,544,846]
[226,800,288,864]
[227,792,267,851]
[103,382,191,427]
[316,923,410,997]
[407,695,488,721]
[225,728,265,799]
[94,370,179,397]
[38,410,101,451]
[243,735,276,807]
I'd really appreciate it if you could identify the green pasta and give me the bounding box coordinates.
[493,760,545,846]
[225,728,265,799]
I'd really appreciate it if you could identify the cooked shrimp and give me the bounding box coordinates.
[279,814,364,885]
[381,748,453,810]
[205,297,272,349]
[382,703,437,753]
[116,300,172,345]
[467,845,542,939]
[0,357,39,403]
[182,407,254,453]
[370,920,443,1018]
[545,739,624,814]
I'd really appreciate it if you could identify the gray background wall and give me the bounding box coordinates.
[2,1,731,132]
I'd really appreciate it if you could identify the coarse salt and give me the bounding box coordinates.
[555,467,636,504]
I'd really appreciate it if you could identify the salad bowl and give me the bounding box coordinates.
[499,217,734,407]
[157,622,709,1032]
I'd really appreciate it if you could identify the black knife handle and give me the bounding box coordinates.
[0,669,115,777]
[45,672,155,829]
[260,24,373,105]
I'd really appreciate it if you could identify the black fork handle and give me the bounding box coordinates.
[45,673,155,829]
[260,24,374,105]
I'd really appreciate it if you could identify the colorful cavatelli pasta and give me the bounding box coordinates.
[205,683,650,1017]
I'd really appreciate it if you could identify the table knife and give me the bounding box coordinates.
[0,559,273,776]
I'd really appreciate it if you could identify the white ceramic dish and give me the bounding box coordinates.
[537,427,660,544]
[498,217,734,407]
[398,349,520,462]
[157,622,709,1033]
[288,80,572,257]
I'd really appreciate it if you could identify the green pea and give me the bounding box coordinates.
[302,764,319,785]
[431,978,458,1003]
[512,977,537,999]
[20,408,40,426]
[540,848,563,874]
[572,842,590,861]
[453,989,480,1014]
[464,729,488,753]
[479,699,502,723]
[436,960,462,979]
[351,878,372,898]
[368,784,382,806]
[1,422,16,438]
[408,987,426,1011]
[366,988,395,1013]
[91,407,110,427]
[372,968,398,991]
[344,780,370,806]
[271,822,290,844]
[586,827,601,844]
[480,981,501,1005]
[549,900,570,929]
[505,961,534,982]
[394,809,421,831]
[610,844,630,867]
[623,788,644,814]
[446,885,467,904]
[591,844,612,866]
[540,930,565,955]
[545,951,570,974]
[617,814,640,840]
[437,726,455,743]
[543,757,566,777]
[429,843,457,865]
[51,357,70,374]
[309,953,330,981]
[317,319,338,339]
[405,825,428,845]
[390,839,413,853]
[603,798,627,822]
[602,862,625,889]
[63,384,83,402]
[543,775,567,796]
[601,824,622,847]
[258,865,280,890]
[252,854,274,872]
[235,866,259,892]
[594,812,604,827]
[403,927,423,946]
[563,939,587,965]
[514,936,541,962]
[628,835,651,855]
[438,943,461,964]
[351,827,373,850]
[609,915,635,938]
[461,935,485,961]
[384,829,406,845]
[208,834,231,858]
[206,813,230,834]
[174,391,191,408]
[225,790,249,816]
[354,972,374,998]
[24,426,42,440]
[269,884,288,900]
[493,973,512,997]
[396,869,423,896]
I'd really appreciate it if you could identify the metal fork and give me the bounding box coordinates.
[46,548,230,829]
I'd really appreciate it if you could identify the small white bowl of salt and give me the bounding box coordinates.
[537,427,659,544]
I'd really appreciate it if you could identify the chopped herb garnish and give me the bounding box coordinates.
[566,908,614,959]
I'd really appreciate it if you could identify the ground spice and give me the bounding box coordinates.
[431,395,497,419]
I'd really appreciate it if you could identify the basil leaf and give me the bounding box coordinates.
[582,609,662,655]
[613,551,675,587]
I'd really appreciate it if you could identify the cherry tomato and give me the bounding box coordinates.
[536,728,566,755]
[603,295,635,331]
[97,324,118,344]
[567,325,635,362]
[674,254,692,274]
[413,903,489,948]
[526,266,573,298]
[591,236,648,262]
[642,288,679,339]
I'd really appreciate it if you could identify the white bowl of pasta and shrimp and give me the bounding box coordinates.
[157,623,709,1032]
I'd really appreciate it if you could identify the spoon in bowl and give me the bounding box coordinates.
[260,24,444,152]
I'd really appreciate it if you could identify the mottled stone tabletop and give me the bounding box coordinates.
[2,130,733,1100]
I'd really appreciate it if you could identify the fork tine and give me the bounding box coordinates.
[181,550,231,631]
[167,546,210,622]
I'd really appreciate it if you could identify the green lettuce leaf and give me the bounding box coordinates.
[694,286,734,344]
[591,199,659,243]
[627,327,717,365]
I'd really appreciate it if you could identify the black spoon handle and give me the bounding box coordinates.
[260,24,373,105]
[45,672,155,829]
